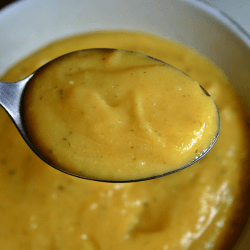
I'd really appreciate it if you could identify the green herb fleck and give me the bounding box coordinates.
[0,158,7,165]
[58,185,65,191]
[9,169,16,175]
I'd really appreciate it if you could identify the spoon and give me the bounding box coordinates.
[0,49,220,183]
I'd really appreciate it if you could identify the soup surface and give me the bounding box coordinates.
[0,31,249,250]
[23,49,219,181]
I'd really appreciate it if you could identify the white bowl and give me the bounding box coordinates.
[1,0,250,248]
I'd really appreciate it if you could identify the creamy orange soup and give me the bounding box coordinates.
[0,31,249,249]
[23,49,219,181]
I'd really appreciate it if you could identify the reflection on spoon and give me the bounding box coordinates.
[0,49,220,182]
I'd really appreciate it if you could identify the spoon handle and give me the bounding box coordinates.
[0,74,33,130]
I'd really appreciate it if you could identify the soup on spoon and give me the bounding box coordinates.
[22,49,220,182]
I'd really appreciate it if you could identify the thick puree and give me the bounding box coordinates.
[23,49,219,181]
[0,31,249,249]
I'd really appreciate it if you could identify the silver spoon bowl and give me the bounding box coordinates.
[0,49,220,183]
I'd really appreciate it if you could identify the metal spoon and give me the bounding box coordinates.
[0,49,220,183]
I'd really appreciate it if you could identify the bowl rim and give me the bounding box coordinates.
[0,0,250,47]
[188,0,250,47]
[0,0,250,48]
